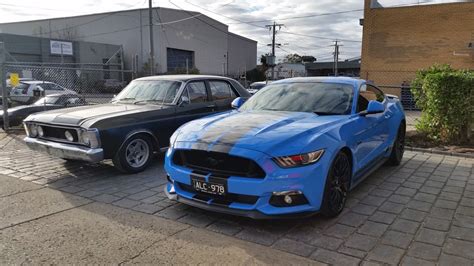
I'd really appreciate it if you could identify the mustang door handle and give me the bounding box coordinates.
[206,105,217,108]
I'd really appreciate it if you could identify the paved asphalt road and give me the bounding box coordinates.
[0,132,473,265]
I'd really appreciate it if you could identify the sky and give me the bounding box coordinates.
[0,0,453,62]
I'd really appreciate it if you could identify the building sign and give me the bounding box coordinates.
[50,40,73,55]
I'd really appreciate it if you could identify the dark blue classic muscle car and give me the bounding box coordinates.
[23,75,250,173]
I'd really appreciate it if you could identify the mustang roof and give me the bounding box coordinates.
[271,76,365,88]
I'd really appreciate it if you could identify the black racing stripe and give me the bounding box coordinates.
[196,112,291,152]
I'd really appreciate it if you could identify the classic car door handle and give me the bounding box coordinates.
[206,105,217,109]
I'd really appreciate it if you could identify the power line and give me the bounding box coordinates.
[228,9,365,24]
[181,0,363,43]
[167,0,257,43]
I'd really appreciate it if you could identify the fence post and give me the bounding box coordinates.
[0,42,9,131]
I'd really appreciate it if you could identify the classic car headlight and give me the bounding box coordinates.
[29,124,38,137]
[64,130,74,142]
[37,126,44,137]
[79,128,100,148]
[273,149,324,168]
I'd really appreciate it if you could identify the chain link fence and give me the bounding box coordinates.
[1,60,133,130]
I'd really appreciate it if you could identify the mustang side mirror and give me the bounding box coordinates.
[360,100,384,116]
[231,97,245,109]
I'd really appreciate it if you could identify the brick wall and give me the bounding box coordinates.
[360,0,474,96]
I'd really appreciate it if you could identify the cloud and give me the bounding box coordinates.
[0,0,364,61]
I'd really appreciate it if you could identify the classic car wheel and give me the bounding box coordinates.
[387,122,406,166]
[113,135,153,173]
[321,151,351,218]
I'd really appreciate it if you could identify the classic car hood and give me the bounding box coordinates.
[24,103,170,126]
[175,110,348,155]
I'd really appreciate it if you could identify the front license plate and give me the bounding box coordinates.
[192,178,226,196]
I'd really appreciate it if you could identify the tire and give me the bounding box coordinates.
[321,151,352,218]
[386,122,406,166]
[113,134,154,174]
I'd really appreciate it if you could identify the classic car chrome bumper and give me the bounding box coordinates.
[24,137,104,162]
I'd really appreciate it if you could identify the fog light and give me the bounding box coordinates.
[37,126,44,137]
[270,190,308,207]
[284,195,293,204]
[64,130,74,142]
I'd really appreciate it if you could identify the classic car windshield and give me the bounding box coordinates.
[113,80,182,104]
[240,82,354,115]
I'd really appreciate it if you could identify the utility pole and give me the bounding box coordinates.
[332,40,342,77]
[265,21,284,80]
[148,0,154,75]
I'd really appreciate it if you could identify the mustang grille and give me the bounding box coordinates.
[172,149,266,178]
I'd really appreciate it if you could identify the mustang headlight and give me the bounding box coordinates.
[79,128,100,148]
[273,149,324,168]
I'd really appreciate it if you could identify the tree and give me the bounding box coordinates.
[283,53,303,63]
[260,53,271,70]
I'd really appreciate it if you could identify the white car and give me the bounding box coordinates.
[10,81,77,104]
[247,81,271,95]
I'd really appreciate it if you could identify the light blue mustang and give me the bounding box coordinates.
[165,77,405,219]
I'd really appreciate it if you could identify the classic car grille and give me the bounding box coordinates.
[172,149,266,178]
[41,125,79,142]
[177,182,259,205]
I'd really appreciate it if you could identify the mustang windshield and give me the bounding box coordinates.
[240,82,354,115]
[113,80,182,104]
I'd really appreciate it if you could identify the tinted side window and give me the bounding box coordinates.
[209,81,236,100]
[357,84,371,112]
[367,85,384,102]
[185,81,208,103]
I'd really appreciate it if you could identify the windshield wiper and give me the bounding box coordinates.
[133,99,170,105]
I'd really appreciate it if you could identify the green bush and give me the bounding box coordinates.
[411,64,474,144]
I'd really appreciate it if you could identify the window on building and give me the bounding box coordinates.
[167,48,195,72]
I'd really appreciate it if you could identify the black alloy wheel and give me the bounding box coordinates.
[321,151,351,217]
[387,122,406,166]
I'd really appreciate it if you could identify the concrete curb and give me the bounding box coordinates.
[406,146,474,159]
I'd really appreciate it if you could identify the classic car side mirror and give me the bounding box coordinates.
[360,100,384,116]
[179,95,190,106]
[231,97,245,109]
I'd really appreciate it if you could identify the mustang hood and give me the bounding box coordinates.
[175,110,348,155]
[24,103,168,126]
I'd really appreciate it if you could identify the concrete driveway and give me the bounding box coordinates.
[0,132,473,265]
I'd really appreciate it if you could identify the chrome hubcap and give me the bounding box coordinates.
[125,139,149,168]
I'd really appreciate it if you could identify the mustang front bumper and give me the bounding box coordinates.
[164,143,333,219]
[24,137,104,162]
